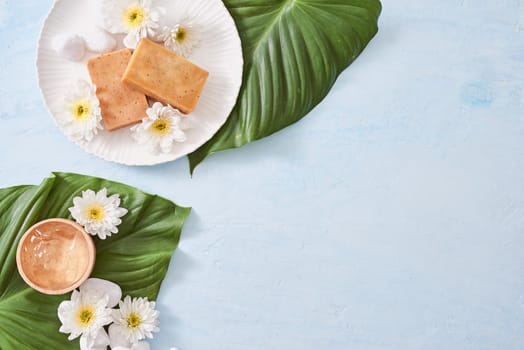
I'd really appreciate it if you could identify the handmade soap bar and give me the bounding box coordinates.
[122,38,209,114]
[87,49,149,130]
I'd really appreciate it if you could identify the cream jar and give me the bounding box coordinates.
[16,218,95,295]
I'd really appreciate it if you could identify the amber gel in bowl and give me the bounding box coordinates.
[16,218,95,295]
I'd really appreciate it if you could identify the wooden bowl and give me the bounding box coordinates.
[16,218,95,295]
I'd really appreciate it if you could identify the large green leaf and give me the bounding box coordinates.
[0,173,191,349]
[188,0,382,172]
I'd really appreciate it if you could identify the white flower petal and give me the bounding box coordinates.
[96,188,108,200]
[116,207,129,217]
[151,102,163,116]
[57,300,72,324]
[172,129,187,143]
[123,31,141,49]
[83,189,96,198]
[108,193,121,206]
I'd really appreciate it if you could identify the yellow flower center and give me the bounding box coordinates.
[86,205,105,221]
[126,312,141,329]
[150,118,170,136]
[175,28,187,43]
[71,100,91,121]
[123,5,146,29]
[76,306,95,327]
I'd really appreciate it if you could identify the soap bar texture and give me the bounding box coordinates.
[122,39,209,114]
[87,49,149,130]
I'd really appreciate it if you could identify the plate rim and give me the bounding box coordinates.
[36,0,244,166]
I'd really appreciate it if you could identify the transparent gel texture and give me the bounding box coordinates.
[20,222,90,290]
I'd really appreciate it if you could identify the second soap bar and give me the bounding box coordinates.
[87,49,149,131]
[122,39,209,115]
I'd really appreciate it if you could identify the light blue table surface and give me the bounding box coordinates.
[1,0,524,349]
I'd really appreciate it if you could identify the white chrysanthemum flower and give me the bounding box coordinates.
[60,80,103,143]
[111,296,160,344]
[154,19,201,58]
[69,188,128,240]
[101,0,164,49]
[59,279,121,349]
[130,102,190,155]
[57,289,113,343]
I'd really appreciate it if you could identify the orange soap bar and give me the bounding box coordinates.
[122,39,209,114]
[87,49,149,131]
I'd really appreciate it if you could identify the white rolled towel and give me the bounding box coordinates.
[52,34,86,61]
[83,27,117,53]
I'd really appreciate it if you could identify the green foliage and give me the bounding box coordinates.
[0,173,190,349]
[189,0,382,172]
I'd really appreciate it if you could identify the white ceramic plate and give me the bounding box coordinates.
[37,0,243,165]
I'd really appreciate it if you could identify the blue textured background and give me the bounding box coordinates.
[1,0,524,349]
